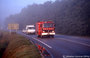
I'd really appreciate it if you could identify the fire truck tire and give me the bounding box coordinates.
[41,36,43,38]
[51,35,54,38]
[38,35,40,38]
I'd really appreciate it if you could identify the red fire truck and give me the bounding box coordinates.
[36,21,55,38]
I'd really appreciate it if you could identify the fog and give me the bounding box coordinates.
[1,0,90,36]
[0,0,55,29]
[0,0,55,21]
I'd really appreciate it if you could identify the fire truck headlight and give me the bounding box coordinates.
[42,33,48,35]
[49,33,55,35]
[52,31,54,32]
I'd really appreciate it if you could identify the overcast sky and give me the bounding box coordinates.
[0,0,55,20]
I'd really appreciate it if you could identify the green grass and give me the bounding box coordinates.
[0,31,41,58]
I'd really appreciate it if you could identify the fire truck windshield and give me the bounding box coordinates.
[43,23,54,28]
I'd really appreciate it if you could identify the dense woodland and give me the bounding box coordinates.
[5,0,90,36]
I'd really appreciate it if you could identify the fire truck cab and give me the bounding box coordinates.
[36,21,55,38]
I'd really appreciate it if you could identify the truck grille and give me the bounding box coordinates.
[44,30,52,32]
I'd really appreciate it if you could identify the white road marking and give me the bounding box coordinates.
[59,38,90,47]
[32,37,52,48]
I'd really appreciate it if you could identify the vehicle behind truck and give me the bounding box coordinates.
[25,25,35,34]
[36,21,55,38]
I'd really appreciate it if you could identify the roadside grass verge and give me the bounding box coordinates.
[0,31,41,58]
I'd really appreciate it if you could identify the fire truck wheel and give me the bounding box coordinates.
[41,36,43,38]
[38,35,40,38]
[51,35,54,38]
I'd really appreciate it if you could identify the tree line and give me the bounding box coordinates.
[5,0,90,36]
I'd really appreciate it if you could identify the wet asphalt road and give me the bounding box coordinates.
[18,32,90,58]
